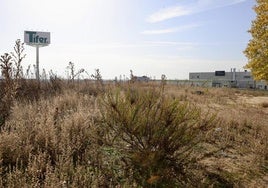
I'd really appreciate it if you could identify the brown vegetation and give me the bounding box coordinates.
[0,41,267,187]
[0,79,267,187]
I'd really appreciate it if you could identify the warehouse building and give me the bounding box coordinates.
[189,68,267,90]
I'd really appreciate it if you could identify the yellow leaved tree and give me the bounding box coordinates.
[244,0,268,81]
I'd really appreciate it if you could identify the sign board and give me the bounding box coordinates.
[24,30,50,82]
[24,31,50,46]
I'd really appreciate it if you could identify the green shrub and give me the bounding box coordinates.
[99,87,217,187]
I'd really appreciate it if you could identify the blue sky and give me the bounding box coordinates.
[0,0,255,79]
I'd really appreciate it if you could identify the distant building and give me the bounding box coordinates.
[132,76,150,82]
[189,68,268,90]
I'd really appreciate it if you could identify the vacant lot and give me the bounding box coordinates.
[0,81,267,187]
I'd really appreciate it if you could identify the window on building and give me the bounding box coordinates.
[197,75,199,79]
[215,71,225,76]
[244,76,251,79]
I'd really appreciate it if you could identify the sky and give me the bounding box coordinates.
[0,0,256,80]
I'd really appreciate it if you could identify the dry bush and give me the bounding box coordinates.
[0,40,26,127]
[0,90,97,186]
[0,53,14,127]
[261,102,268,108]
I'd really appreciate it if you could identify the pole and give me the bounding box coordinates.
[36,45,40,82]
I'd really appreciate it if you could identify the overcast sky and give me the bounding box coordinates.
[0,0,255,79]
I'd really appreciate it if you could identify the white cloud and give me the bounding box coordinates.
[147,0,248,23]
[143,41,198,47]
[56,41,198,50]
[146,6,191,23]
[196,0,248,12]
[141,28,178,35]
[141,24,201,35]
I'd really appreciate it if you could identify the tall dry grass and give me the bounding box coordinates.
[0,81,267,187]
[0,40,267,187]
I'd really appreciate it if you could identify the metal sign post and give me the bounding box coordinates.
[24,31,50,81]
[36,45,40,82]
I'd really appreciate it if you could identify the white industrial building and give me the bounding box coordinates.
[189,68,268,90]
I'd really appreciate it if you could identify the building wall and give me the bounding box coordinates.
[189,71,267,89]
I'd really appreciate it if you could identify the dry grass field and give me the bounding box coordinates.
[165,85,268,186]
[0,78,267,187]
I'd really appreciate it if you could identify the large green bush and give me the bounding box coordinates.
[99,86,217,187]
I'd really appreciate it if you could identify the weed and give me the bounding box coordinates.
[0,40,26,127]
